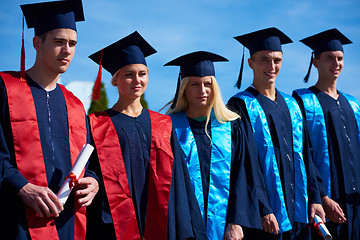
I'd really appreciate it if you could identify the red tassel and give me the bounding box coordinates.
[20,15,26,82]
[91,48,103,101]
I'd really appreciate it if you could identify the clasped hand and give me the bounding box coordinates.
[18,177,99,218]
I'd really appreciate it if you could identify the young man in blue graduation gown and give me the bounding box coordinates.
[86,31,207,240]
[293,28,360,240]
[0,1,99,239]
[164,51,274,239]
[227,27,325,240]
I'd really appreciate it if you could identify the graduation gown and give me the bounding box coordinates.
[170,112,268,239]
[0,72,96,240]
[87,109,207,240]
[293,86,360,240]
[228,87,322,239]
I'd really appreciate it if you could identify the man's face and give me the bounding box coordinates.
[313,50,344,81]
[34,28,77,74]
[248,50,283,87]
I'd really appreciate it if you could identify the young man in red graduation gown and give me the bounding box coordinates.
[0,1,99,239]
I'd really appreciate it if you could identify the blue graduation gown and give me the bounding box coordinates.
[184,116,267,230]
[86,109,208,240]
[227,87,322,239]
[293,86,360,240]
[0,75,96,240]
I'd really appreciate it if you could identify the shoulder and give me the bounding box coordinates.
[88,111,111,127]
[231,116,244,127]
[148,109,171,122]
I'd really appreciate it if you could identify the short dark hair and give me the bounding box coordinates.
[38,32,48,43]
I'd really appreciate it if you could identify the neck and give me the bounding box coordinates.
[252,81,277,101]
[26,64,60,91]
[112,96,143,117]
[315,76,338,99]
[186,105,209,119]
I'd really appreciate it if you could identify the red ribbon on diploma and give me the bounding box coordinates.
[65,173,78,189]
[309,221,323,237]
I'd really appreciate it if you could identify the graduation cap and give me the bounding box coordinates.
[20,0,84,36]
[233,27,292,88]
[88,31,157,101]
[19,0,84,81]
[300,28,352,82]
[164,51,228,109]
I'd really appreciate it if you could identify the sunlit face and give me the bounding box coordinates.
[113,63,148,100]
[249,50,282,86]
[313,50,344,81]
[184,76,213,110]
[34,28,77,74]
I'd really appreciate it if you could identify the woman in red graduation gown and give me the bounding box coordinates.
[86,32,207,240]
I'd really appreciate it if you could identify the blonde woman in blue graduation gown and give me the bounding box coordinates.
[164,51,275,240]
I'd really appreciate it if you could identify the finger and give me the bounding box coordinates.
[272,221,279,234]
[75,187,91,196]
[76,178,90,188]
[265,224,272,233]
[334,206,346,222]
[48,190,64,212]
[77,195,91,207]
[43,194,61,218]
[33,204,45,218]
[309,208,315,223]
[37,197,54,218]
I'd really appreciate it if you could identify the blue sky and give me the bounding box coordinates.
[1,0,359,112]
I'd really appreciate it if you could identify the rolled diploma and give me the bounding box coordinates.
[314,215,332,240]
[57,144,94,205]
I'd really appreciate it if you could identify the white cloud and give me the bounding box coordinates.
[64,81,94,112]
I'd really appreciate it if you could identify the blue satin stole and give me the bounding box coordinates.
[294,88,331,197]
[233,90,308,232]
[295,89,360,198]
[171,111,231,239]
[341,92,360,145]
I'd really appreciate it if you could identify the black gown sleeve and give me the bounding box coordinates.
[168,128,208,240]
[227,97,273,217]
[226,119,266,229]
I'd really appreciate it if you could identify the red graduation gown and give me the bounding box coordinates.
[0,71,87,240]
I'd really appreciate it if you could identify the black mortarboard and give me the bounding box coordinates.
[164,51,228,109]
[89,31,156,100]
[20,0,84,36]
[300,28,352,82]
[233,27,292,88]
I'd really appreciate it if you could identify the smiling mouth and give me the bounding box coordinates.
[265,72,276,77]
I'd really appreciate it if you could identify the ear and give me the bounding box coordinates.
[248,58,254,70]
[312,58,318,69]
[33,36,42,51]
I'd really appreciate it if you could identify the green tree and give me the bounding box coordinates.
[87,82,108,114]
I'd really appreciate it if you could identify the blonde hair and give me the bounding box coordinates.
[166,76,239,138]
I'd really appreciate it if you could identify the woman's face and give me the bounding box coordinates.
[113,64,148,100]
[184,76,213,110]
